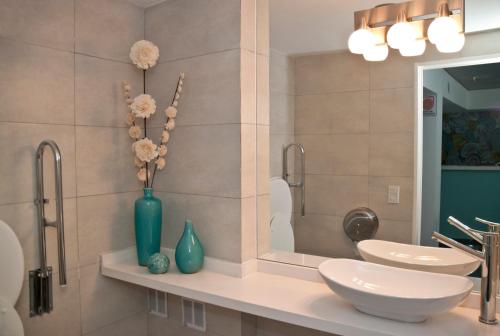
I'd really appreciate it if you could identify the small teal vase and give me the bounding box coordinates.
[175,220,204,274]
[135,188,162,266]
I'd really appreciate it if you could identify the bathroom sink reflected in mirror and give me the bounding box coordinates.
[257,0,500,298]
[357,240,480,276]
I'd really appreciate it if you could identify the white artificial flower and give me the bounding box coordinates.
[158,145,167,157]
[161,131,170,144]
[130,94,156,119]
[133,138,159,163]
[165,106,177,119]
[166,119,175,131]
[125,112,135,126]
[129,40,159,70]
[137,168,150,182]
[134,157,145,168]
[128,125,141,139]
[155,158,166,170]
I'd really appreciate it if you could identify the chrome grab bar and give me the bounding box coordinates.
[30,140,66,316]
[282,143,305,217]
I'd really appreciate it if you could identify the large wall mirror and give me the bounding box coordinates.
[256,0,500,293]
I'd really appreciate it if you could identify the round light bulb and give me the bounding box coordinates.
[399,39,426,57]
[387,22,417,49]
[363,44,389,62]
[348,28,376,54]
[436,33,465,53]
[428,16,459,45]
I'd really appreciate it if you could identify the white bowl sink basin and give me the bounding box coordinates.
[318,259,473,323]
[358,240,481,276]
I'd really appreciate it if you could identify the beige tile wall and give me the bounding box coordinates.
[145,0,257,264]
[0,0,148,335]
[293,50,414,258]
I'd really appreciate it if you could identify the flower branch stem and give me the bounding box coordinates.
[143,70,149,188]
[150,75,183,188]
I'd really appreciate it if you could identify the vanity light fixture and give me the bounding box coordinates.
[349,0,465,61]
[348,17,376,54]
[387,11,417,49]
[363,43,389,62]
[428,3,464,53]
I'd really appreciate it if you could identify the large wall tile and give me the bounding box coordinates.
[295,134,369,176]
[270,50,294,94]
[0,0,74,51]
[257,54,270,125]
[369,176,414,221]
[369,132,413,177]
[148,313,204,336]
[15,270,81,336]
[76,55,143,127]
[258,125,271,194]
[370,88,414,133]
[145,0,240,62]
[0,38,74,124]
[241,0,256,53]
[369,50,414,90]
[76,0,144,62]
[77,192,139,267]
[294,52,369,95]
[85,312,147,336]
[295,91,369,135]
[206,304,244,336]
[75,126,143,196]
[146,49,241,127]
[294,214,357,259]
[80,263,147,334]
[303,175,368,217]
[257,194,270,256]
[0,199,79,277]
[256,317,331,336]
[0,122,76,204]
[241,196,257,262]
[157,192,242,262]
[376,219,413,244]
[241,48,257,125]
[154,125,241,198]
[242,124,257,198]
[270,92,294,135]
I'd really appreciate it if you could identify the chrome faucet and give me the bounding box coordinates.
[432,216,499,325]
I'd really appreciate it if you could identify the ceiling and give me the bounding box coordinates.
[270,0,407,55]
[445,63,500,91]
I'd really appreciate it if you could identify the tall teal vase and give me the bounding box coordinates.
[135,188,162,266]
[175,220,204,274]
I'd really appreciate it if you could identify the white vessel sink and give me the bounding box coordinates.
[358,240,481,276]
[318,259,473,323]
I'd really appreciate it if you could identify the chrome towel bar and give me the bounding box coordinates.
[282,143,305,217]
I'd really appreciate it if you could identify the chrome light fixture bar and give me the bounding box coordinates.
[349,0,464,61]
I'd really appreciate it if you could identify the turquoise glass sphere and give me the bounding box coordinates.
[147,253,170,274]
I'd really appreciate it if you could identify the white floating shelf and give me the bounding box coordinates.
[101,248,499,336]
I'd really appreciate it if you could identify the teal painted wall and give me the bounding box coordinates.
[439,169,500,238]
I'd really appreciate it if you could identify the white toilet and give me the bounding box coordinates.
[270,178,295,252]
[0,219,25,336]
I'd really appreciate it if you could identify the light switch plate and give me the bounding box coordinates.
[388,185,400,204]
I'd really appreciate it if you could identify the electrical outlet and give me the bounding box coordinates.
[148,289,168,317]
[182,297,206,331]
[388,185,400,204]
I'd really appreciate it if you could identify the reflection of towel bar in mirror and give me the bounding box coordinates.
[282,143,305,217]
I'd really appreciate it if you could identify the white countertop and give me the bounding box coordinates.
[101,249,500,336]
